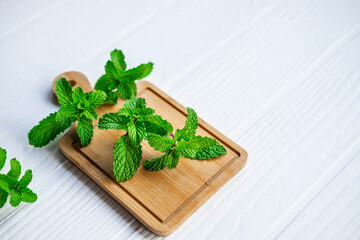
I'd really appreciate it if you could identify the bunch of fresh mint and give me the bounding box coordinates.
[95,49,153,103]
[27,48,227,184]
[98,98,226,182]
[0,147,37,208]
[28,78,106,147]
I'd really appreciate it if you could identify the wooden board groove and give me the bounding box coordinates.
[56,71,247,236]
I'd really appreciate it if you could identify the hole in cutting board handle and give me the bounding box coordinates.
[52,71,93,97]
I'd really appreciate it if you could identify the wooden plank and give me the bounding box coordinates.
[55,72,247,236]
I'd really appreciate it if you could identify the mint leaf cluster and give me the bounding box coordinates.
[144,108,226,171]
[98,98,226,182]
[28,78,106,147]
[95,49,153,103]
[0,147,37,208]
[98,98,172,181]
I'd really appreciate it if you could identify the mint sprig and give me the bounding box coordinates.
[98,98,172,181]
[28,78,106,147]
[95,49,153,102]
[0,147,37,208]
[143,108,227,171]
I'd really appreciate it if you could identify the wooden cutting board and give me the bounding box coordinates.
[53,71,247,236]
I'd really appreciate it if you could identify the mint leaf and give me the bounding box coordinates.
[0,174,12,192]
[113,135,142,182]
[7,158,21,180]
[117,80,133,99]
[122,98,146,109]
[9,190,21,207]
[72,87,85,103]
[82,108,97,120]
[117,108,133,117]
[174,107,198,141]
[143,154,167,171]
[98,113,130,130]
[77,116,93,147]
[28,112,73,147]
[143,115,173,136]
[123,63,153,81]
[55,78,73,106]
[95,74,118,91]
[88,90,107,109]
[19,170,33,187]
[56,103,78,122]
[110,49,126,73]
[0,189,8,208]
[127,121,146,146]
[147,133,175,152]
[175,140,199,159]
[166,150,180,169]
[0,147,6,171]
[19,187,37,203]
[195,143,226,159]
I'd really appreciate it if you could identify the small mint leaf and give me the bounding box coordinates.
[19,170,33,187]
[9,190,21,207]
[55,78,73,106]
[77,116,93,147]
[127,121,146,146]
[0,147,6,171]
[143,154,167,171]
[98,113,130,130]
[7,158,21,180]
[110,49,126,73]
[113,135,142,182]
[147,133,175,152]
[0,189,8,208]
[174,107,198,141]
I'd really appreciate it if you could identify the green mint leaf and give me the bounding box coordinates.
[122,98,146,109]
[98,113,130,130]
[143,115,173,136]
[105,60,121,78]
[123,62,153,81]
[88,90,107,109]
[0,174,13,192]
[166,150,180,169]
[187,136,227,159]
[138,108,155,118]
[77,116,93,147]
[28,112,73,147]
[117,81,134,100]
[143,154,167,171]
[71,87,85,104]
[19,170,33,187]
[147,133,175,152]
[9,190,21,207]
[0,147,6,171]
[117,108,133,117]
[174,107,198,141]
[7,158,21,180]
[127,80,137,98]
[102,91,119,105]
[175,140,199,159]
[55,78,73,106]
[110,49,126,73]
[0,189,8,208]
[56,103,78,122]
[113,135,142,182]
[127,121,146,146]
[95,74,118,91]
[195,142,226,159]
[82,108,97,120]
[19,187,37,203]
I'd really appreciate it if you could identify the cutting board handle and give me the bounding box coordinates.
[52,71,93,96]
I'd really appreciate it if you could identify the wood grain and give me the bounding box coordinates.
[55,72,247,236]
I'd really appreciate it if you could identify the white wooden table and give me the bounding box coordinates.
[0,0,359,239]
